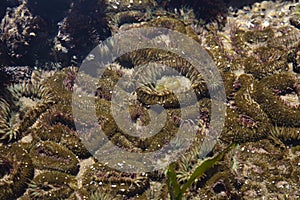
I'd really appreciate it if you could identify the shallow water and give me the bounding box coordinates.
[0,0,300,199]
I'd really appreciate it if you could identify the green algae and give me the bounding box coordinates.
[167,143,236,200]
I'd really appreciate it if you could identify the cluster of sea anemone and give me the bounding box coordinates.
[0,0,300,199]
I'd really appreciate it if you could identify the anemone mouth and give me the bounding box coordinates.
[128,61,207,108]
[272,80,300,108]
[37,107,76,130]
[145,75,192,94]
[0,156,12,180]
[136,74,194,108]
[277,91,300,108]
[82,162,150,197]
[28,171,76,200]
[29,141,79,175]
[253,73,300,127]
[267,78,300,109]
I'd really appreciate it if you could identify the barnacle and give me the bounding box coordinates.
[28,171,77,200]
[29,141,79,175]
[0,144,34,200]
[157,0,227,24]
[0,2,42,63]
[105,0,157,13]
[82,162,150,197]
[54,0,110,65]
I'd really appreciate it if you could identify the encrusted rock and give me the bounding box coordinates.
[54,0,110,66]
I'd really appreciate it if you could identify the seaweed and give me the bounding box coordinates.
[167,143,236,200]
